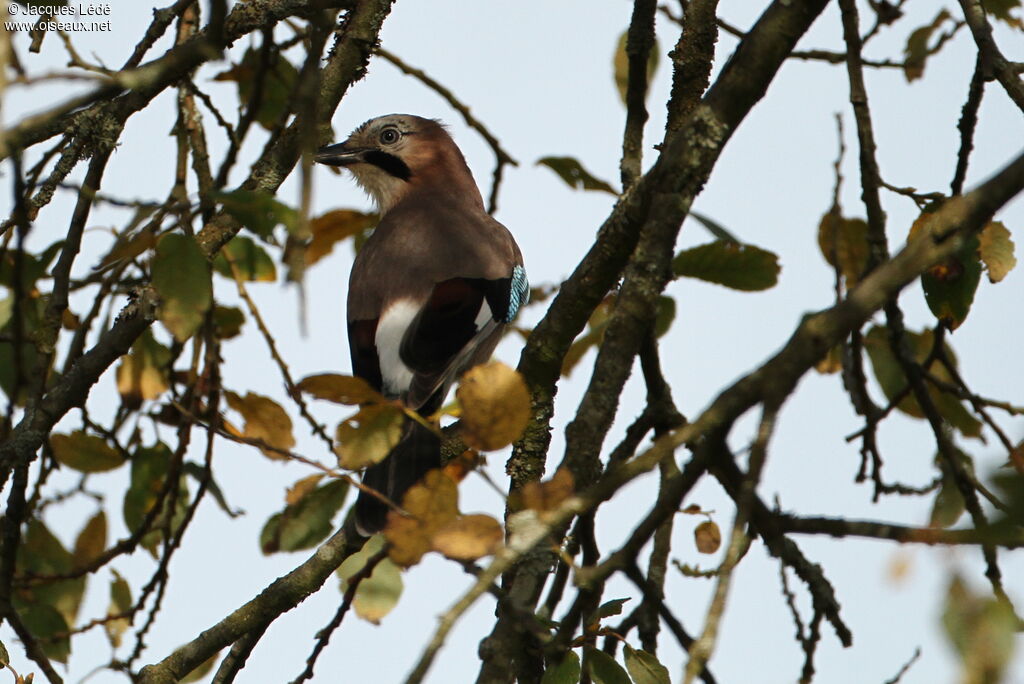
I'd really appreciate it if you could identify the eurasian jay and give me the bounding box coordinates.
[315,114,528,535]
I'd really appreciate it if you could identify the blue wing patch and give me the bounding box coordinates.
[505,265,529,323]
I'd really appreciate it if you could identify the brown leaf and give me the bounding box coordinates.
[225,391,295,460]
[694,520,721,554]
[512,467,575,515]
[384,470,459,567]
[297,373,386,405]
[456,361,531,451]
[432,514,503,561]
[442,450,482,483]
[306,210,377,265]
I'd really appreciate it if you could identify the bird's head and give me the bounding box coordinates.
[315,114,480,212]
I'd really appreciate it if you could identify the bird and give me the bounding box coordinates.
[315,114,528,535]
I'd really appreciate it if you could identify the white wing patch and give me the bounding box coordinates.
[375,299,418,396]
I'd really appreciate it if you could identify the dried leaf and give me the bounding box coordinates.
[903,10,951,81]
[286,474,324,506]
[384,470,459,567]
[225,391,296,460]
[306,210,378,265]
[978,221,1016,283]
[432,514,503,561]
[694,520,722,554]
[298,373,387,405]
[456,361,531,451]
[513,468,575,515]
[597,598,630,618]
[116,329,171,404]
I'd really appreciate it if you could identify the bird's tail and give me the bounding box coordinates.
[354,417,441,536]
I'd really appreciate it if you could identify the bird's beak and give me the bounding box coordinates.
[314,141,366,167]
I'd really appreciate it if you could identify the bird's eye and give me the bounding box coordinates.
[379,128,400,145]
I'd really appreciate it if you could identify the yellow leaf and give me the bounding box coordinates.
[115,329,170,405]
[384,470,459,567]
[978,221,1016,283]
[306,210,377,265]
[335,404,405,470]
[285,474,324,506]
[456,361,531,451]
[225,391,295,459]
[432,514,503,561]
[297,373,387,405]
[50,431,125,473]
[694,520,721,554]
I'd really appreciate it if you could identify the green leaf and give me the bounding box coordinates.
[542,650,581,684]
[612,29,659,104]
[183,462,242,518]
[212,305,246,340]
[903,10,951,82]
[213,48,299,130]
[537,157,616,194]
[981,0,1022,24]
[215,189,298,240]
[673,240,780,291]
[260,478,349,554]
[653,295,675,338]
[624,645,671,684]
[689,211,741,243]
[337,535,404,624]
[0,240,63,291]
[978,221,1016,283]
[863,326,982,438]
[335,404,405,470]
[213,235,277,282]
[0,639,9,668]
[597,597,630,618]
[16,519,86,629]
[123,443,189,556]
[942,574,1018,682]
[181,650,222,683]
[0,295,47,405]
[921,235,981,331]
[72,510,107,568]
[151,232,212,342]
[104,570,133,648]
[585,648,631,684]
[18,603,70,663]
[818,213,870,286]
[50,431,125,473]
[930,472,966,528]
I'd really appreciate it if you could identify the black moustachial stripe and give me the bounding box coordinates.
[364,150,412,181]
